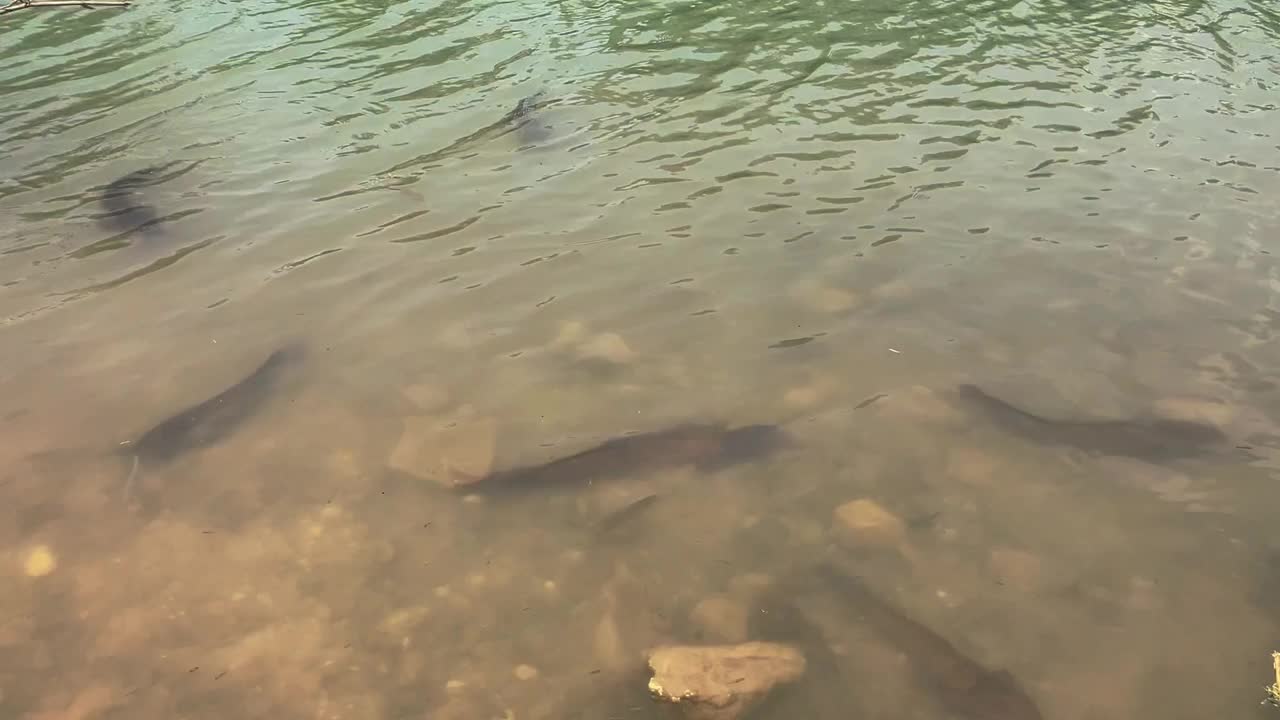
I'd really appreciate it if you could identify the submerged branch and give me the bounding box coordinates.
[1,0,131,15]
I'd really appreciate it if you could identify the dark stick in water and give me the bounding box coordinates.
[121,344,304,500]
[457,423,787,496]
[953,384,1226,460]
[815,563,1044,720]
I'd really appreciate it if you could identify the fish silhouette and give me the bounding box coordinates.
[954,384,1226,460]
[591,493,661,541]
[20,344,304,512]
[815,563,1044,720]
[456,422,787,496]
[502,91,554,146]
[98,166,166,235]
[117,344,304,506]
[748,588,854,719]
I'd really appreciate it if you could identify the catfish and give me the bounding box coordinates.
[97,166,166,235]
[123,344,303,470]
[503,92,549,143]
[748,587,854,719]
[25,344,305,509]
[456,422,787,496]
[954,384,1226,460]
[814,563,1044,720]
[121,344,304,507]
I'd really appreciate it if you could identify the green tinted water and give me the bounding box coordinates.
[3,0,1280,717]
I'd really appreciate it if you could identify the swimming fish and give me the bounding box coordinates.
[815,563,1044,720]
[506,92,545,124]
[953,384,1227,460]
[748,588,854,719]
[121,344,305,502]
[591,493,661,541]
[456,423,787,496]
[98,166,165,234]
[502,91,553,146]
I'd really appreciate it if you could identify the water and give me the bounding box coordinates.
[3,0,1280,716]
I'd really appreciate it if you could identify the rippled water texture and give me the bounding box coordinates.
[3,0,1280,717]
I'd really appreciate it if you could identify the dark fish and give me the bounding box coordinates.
[121,344,304,497]
[99,166,165,234]
[816,563,1044,720]
[954,384,1226,460]
[502,92,553,146]
[591,493,660,540]
[458,423,787,496]
[508,92,545,122]
[748,589,852,719]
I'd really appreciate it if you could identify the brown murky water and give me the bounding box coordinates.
[3,0,1280,717]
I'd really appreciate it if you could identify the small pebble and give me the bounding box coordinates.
[1154,396,1234,426]
[833,498,906,548]
[514,664,539,680]
[578,333,634,364]
[554,320,587,346]
[811,287,859,313]
[24,545,56,577]
[946,446,998,486]
[783,386,820,409]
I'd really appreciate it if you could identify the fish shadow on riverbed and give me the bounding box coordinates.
[951,383,1229,462]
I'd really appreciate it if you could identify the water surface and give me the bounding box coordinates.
[3,0,1280,717]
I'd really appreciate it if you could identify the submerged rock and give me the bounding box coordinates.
[832,498,924,570]
[23,545,56,577]
[791,283,860,314]
[387,415,496,487]
[578,332,634,364]
[646,642,806,720]
[832,498,906,549]
[689,595,749,643]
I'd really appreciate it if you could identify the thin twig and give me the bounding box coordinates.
[1,0,131,15]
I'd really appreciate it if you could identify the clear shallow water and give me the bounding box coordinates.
[3,0,1280,717]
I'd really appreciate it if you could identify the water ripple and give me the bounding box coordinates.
[0,0,1275,326]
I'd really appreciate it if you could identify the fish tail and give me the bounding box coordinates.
[955,384,1051,426]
